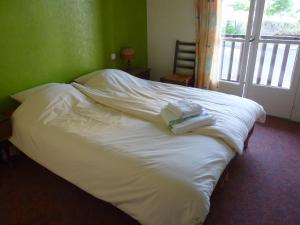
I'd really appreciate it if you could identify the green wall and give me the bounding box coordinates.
[0,0,147,112]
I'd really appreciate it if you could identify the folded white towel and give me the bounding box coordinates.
[161,108,180,125]
[167,99,202,118]
[160,108,199,127]
[171,113,216,134]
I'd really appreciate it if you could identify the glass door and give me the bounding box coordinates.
[218,0,300,119]
[245,0,300,118]
[218,0,255,96]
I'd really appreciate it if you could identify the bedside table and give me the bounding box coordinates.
[124,68,151,80]
[0,114,12,162]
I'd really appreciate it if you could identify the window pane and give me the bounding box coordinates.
[260,0,300,37]
[220,0,251,36]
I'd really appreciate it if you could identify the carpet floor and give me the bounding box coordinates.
[0,116,299,225]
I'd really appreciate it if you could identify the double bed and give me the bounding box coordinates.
[9,69,265,225]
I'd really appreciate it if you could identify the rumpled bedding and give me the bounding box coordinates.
[10,83,236,225]
[73,69,266,154]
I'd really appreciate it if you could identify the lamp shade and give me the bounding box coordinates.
[121,48,135,61]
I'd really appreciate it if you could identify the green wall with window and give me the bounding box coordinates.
[0,0,147,112]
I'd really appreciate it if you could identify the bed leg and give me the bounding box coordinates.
[220,172,230,188]
[224,172,229,182]
[244,138,249,150]
[244,126,255,151]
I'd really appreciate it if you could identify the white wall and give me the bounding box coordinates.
[147,0,196,81]
[292,89,300,121]
[291,59,300,122]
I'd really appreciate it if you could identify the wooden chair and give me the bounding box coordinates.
[160,40,196,86]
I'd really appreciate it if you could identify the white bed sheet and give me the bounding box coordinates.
[10,84,235,225]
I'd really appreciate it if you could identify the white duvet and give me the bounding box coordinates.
[10,71,265,225]
[73,69,266,154]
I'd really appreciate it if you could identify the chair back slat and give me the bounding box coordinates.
[176,64,195,70]
[173,40,196,75]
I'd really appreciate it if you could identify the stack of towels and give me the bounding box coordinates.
[160,99,216,134]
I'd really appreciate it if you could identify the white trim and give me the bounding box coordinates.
[219,80,242,86]
[238,0,257,87]
[290,47,300,121]
[243,0,266,97]
[222,38,246,42]
[259,39,300,45]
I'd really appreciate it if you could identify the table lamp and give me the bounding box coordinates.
[121,48,135,70]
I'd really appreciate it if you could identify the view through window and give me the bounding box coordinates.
[219,0,300,89]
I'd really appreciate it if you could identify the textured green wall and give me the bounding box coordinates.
[105,0,148,69]
[0,0,147,112]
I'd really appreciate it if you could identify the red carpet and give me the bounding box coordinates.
[0,116,299,225]
[204,116,300,225]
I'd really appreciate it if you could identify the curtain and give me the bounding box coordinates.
[195,0,221,89]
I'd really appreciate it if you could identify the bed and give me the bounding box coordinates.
[9,69,266,225]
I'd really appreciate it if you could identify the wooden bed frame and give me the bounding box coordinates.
[216,125,255,189]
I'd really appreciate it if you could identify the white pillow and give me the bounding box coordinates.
[84,69,139,89]
[11,83,59,103]
[74,70,106,84]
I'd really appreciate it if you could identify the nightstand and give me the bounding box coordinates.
[124,68,151,80]
[0,114,12,162]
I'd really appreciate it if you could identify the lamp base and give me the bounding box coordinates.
[127,60,132,70]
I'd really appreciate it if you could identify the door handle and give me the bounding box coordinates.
[249,37,255,42]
